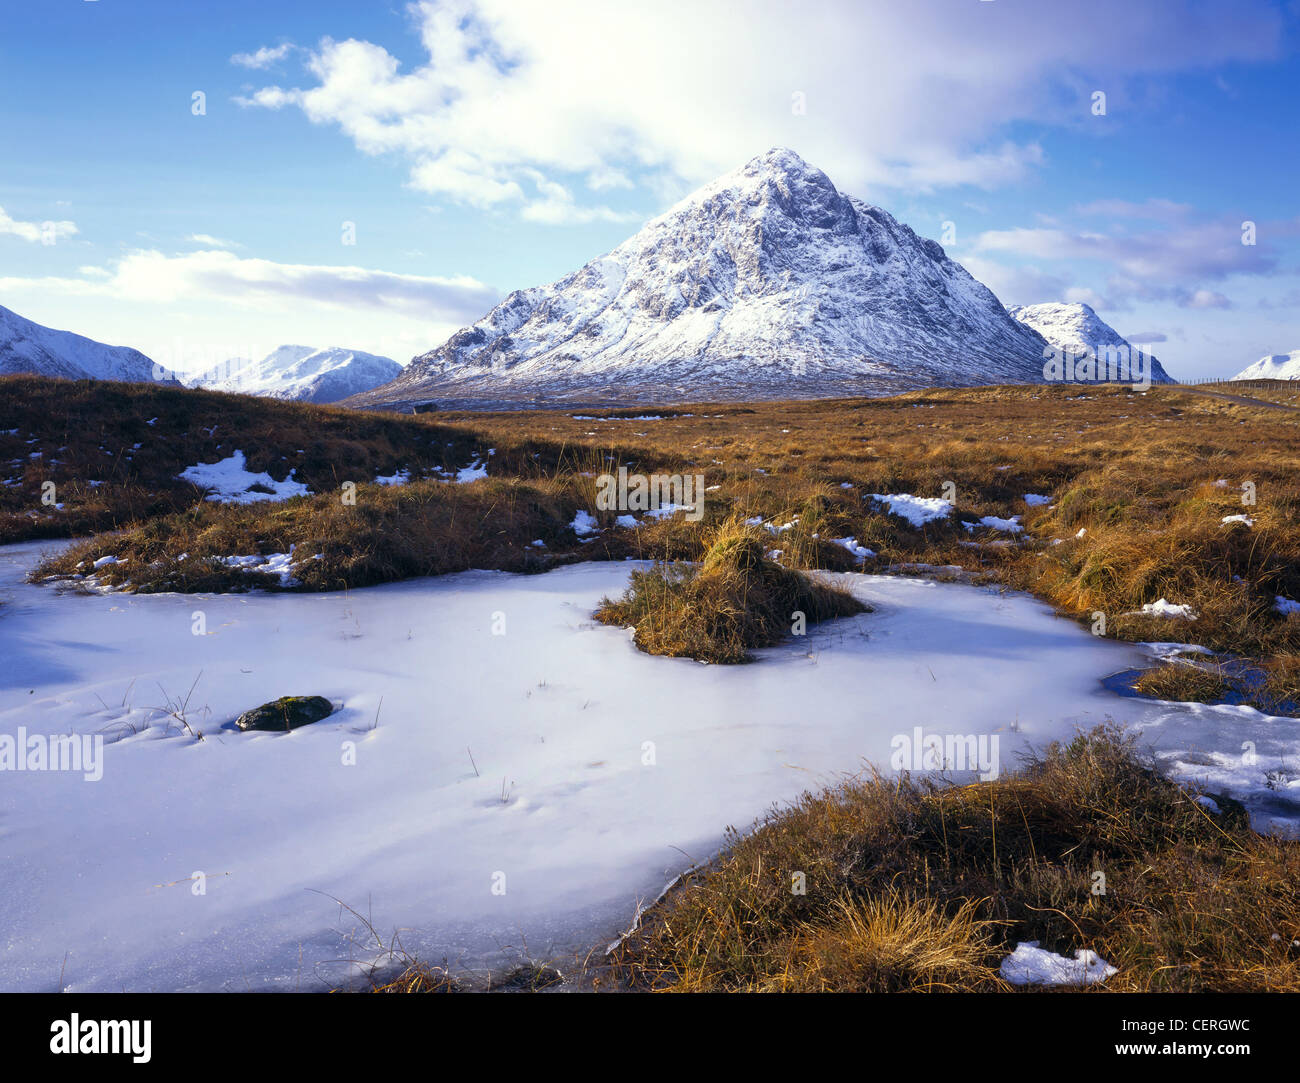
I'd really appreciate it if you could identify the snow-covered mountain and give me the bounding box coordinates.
[189,345,402,404]
[1006,302,1175,384]
[352,149,1059,409]
[1231,350,1300,381]
[0,303,168,383]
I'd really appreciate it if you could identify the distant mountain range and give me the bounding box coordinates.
[1231,350,1300,380]
[0,306,401,402]
[3,153,1185,409]
[186,345,402,404]
[0,303,171,384]
[350,149,1064,409]
[1007,302,1174,384]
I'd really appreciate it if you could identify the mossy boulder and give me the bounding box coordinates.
[235,695,335,732]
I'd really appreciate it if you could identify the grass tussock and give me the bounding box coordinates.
[607,728,1300,992]
[1133,661,1232,704]
[594,518,867,663]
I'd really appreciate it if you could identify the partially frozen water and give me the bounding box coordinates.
[0,541,1294,991]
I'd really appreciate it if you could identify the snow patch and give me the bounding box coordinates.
[999,942,1118,987]
[178,451,310,504]
[869,494,953,528]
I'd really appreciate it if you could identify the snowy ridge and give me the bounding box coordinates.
[1231,349,1300,381]
[352,148,1057,408]
[0,303,170,384]
[188,345,402,404]
[1006,302,1174,383]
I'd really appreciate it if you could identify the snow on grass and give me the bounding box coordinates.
[744,515,798,535]
[1130,702,1300,836]
[374,468,411,487]
[1023,493,1052,507]
[869,493,953,528]
[643,503,697,522]
[1274,596,1300,616]
[1132,598,1198,620]
[1221,514,1254,527]
[831,537,875,562]
[177,450,310,504]
[966,515,1023,534]
[571,509,600,536]
[218,548,304,588]
[452,460,487,483]
[999,942,1117,986]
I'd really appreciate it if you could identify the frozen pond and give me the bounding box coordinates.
[0,541,1294,991]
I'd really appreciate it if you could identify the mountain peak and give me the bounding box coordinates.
[1232,349,1300,381]
[746,146,819,177]
[1008,302,1174,383]
[190,344,401,403]
[352,153,1062,408]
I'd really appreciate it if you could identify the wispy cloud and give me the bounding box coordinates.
[972,215,1278,310]
[0,206,78,244]
[186,233,239,249]
[231,43,293,70]
[0,249,499,323]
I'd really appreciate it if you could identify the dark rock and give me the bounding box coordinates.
[235,695,335,732]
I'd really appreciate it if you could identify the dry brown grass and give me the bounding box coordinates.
[606,728,1300,992]
[594,517,867,663]
[16,376,1300,702]
[1133,661,1232,704]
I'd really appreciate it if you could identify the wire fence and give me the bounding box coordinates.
[1172,378,1293,388]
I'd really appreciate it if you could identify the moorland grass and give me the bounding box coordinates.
[1133,661,1233,704]
[593,517,867,663]
[14,376,1300,703]
[604,728,1300,992]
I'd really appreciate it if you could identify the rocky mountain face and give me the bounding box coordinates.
[351,149,1059,409]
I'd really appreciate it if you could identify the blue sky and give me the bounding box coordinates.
[1,0,1298,378]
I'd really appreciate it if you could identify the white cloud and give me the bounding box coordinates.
[0,206,78,244]
[971,213,1281,311]
[1186,288,1232,310]
[0,250,501,374]
[0,249,498,323]
[235,0,1282,218]
[186,233,239,249]
[517,172,638,225]
[1063,286,1113,310]
[231,44,293,69]
[955,254,1069,309]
